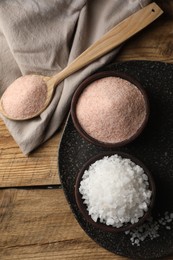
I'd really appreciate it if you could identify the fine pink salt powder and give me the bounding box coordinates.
[76,76,147,143]
[1,75,47,119]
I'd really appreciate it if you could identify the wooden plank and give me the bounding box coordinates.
[0,119,61,187]
[0,188,173,260]
[117,14,173,63]
[0,189,128,260]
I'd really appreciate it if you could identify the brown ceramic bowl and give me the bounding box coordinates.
[74,151,156,233]
[71,71,149,148]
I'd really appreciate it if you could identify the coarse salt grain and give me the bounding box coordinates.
[125,211,173,246]
[79,154,152,228]
[1,75,47,119]
[76,77,147,143]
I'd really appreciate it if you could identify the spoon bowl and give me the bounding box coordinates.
[0,3,163,120]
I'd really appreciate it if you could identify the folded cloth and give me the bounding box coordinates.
[0,0,150,155]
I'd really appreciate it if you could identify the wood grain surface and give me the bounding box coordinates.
[0,189,172,260]
[0,119,61,187]
[0,189,128,260]
[0,1,173,259]
[117,10,173,63]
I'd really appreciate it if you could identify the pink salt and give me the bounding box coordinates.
[1,75,47,119]
[76,77,147,143]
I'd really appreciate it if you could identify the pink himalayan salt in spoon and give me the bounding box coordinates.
[1,75,47,120]
[0,3,162,120]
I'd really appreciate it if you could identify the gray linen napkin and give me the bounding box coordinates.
[0,0,150,155]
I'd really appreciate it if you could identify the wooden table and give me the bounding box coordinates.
[0,1,173,259]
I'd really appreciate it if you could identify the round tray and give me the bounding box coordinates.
[58,61,173,259]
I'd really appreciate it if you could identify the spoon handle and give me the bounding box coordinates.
[52,2,163,85]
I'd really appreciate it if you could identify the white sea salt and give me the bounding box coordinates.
[79,154,152,228]
[125,211,173,246]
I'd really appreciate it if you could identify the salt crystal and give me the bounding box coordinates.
[125,212,173,246]
[166,226,171,230]
[167,219,172,223]
[79,154,151,228]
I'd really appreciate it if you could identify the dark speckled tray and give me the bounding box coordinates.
[58,61,173,259]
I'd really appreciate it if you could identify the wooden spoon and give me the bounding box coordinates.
[0,2,163,120]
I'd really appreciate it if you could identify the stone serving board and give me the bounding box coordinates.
[58,61,173,259]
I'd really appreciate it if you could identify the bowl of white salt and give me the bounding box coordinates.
[75,151,155,233]
[71,71,149,148]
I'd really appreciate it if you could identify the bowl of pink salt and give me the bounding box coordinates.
[71,71,149,148]
[75,151,156,233]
